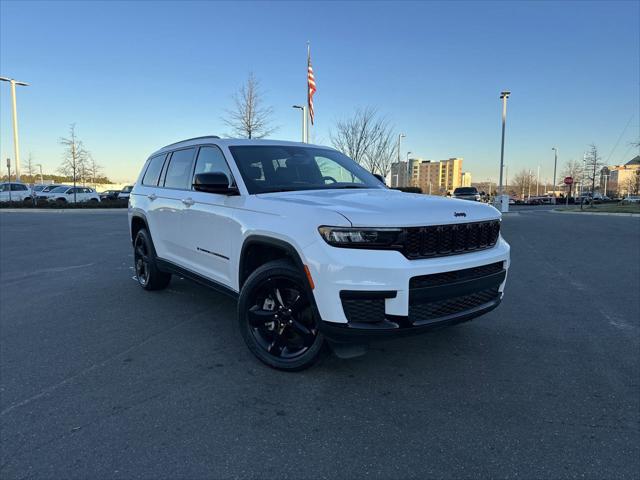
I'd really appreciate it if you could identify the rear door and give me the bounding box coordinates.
[181,145,238,286]
[153,147,196,264]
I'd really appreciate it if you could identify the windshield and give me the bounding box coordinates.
[228,145,385,194]
[50,186,69,193]
[454,187,478,195]
[122,186,133,192]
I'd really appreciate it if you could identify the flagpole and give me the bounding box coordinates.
[306,41,310,143]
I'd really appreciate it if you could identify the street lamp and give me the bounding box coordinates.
[36,163,43,184]
[498,90,510,198]
[292,105,307,143]
[0,76,29,181]
[398,133,406,185]
[551,147,558,198]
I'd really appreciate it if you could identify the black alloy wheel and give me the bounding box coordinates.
[238,260,324,371]
[133,229,171,291]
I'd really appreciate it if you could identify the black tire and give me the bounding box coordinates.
[133,229,171,291]
[238,259,325,371]
[90,198,99,203]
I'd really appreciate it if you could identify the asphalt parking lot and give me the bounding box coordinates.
[1,209,639,479]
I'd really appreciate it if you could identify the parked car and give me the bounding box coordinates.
[621,195,640,204]
[99,189,121,201]
[35,184,69,201]
[117,185,134,200]
[0,182,32,202]
[128,137,510,371]
[452,186,481,201]
[47,186,101,204]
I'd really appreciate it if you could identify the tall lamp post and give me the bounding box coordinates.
[36,163,44,184]
[398,133,406,186]
[292,105,307,143]
[0,76,29,181]
[498,90,510,198]
[551,147,558,198]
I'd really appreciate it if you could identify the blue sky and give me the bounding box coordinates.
[1,0,638,183]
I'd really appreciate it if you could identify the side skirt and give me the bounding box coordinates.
[155,258,239,300]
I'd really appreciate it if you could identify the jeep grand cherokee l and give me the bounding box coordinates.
[128,136,510,371]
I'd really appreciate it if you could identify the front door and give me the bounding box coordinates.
[182,145,238,287]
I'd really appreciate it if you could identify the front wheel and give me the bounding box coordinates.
[238,260,324,371]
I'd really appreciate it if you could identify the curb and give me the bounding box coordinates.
[552,209,640,217]
[0,208,127,214]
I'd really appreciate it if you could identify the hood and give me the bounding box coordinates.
[256,189,500,227]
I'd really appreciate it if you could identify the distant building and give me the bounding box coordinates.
[461,172,472,187]
[604,155,640,196]
[389,161,410,188]
[406,157,463,194]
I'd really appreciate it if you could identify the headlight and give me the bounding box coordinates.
[318,226,403,248]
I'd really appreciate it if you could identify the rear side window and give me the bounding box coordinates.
[193,146,232,185]
[164,148,196,189]
[11,184,27,191]
[142,154,166,186]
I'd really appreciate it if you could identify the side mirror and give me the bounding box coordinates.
[193,172,239,195]
[373,173,386,185]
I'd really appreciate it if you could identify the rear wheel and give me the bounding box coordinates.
[238,260,324,371]
[133,229,171,290]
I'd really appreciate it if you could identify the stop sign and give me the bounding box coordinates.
[564,176,574,185]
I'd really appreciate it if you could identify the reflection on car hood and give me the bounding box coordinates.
[256,188,500,226]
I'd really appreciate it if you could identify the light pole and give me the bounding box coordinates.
[0,77,29,181]
[292,105,307,143]
[5,158,11,202]
[36,163,43,184]
[498,90,510,197]
[536,165,540,196]
[551,147,558,198]
[397,133,406,185]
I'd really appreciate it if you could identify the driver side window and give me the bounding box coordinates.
[193,146,233,186]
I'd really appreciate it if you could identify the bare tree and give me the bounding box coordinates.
[330,107,398,177]
[24,153,36,179]
[59,124,88,202]
[512,169,535,199]
[223,73,276,139]
[584,144,604,195]
[86,153,102,186]
[561,159,583,197]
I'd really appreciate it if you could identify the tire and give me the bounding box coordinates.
[133,229,171,291]
[238,259,325,371]
[90,198,99,203]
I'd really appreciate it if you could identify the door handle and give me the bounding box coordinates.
[148,193,157,201]
[182,197,195,207]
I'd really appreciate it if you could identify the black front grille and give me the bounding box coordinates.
[341,298,385,323]
[402,220,500,260]
[409,288,500,323]
[410,262,504,289]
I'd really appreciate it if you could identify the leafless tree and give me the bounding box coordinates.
[330,107,398,177]
[59,124,88,202]
[512,169,535,199]
[583,144,604,195]
[24,153,36,179]
[561,159,583,197]
[86,153,102,186]
[223,73,276,139]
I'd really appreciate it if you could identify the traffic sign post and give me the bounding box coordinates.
[564,176,573,205]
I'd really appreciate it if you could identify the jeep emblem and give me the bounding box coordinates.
[454,212,467,217]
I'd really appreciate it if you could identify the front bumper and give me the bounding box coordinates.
[303,236,510,339]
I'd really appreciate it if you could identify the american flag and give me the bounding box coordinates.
[307,49,316,125]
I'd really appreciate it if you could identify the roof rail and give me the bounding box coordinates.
[162,135,221,149]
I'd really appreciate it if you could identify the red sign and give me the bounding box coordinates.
[564,176,574,185]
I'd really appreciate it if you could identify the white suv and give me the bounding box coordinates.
[129,137,510,370]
